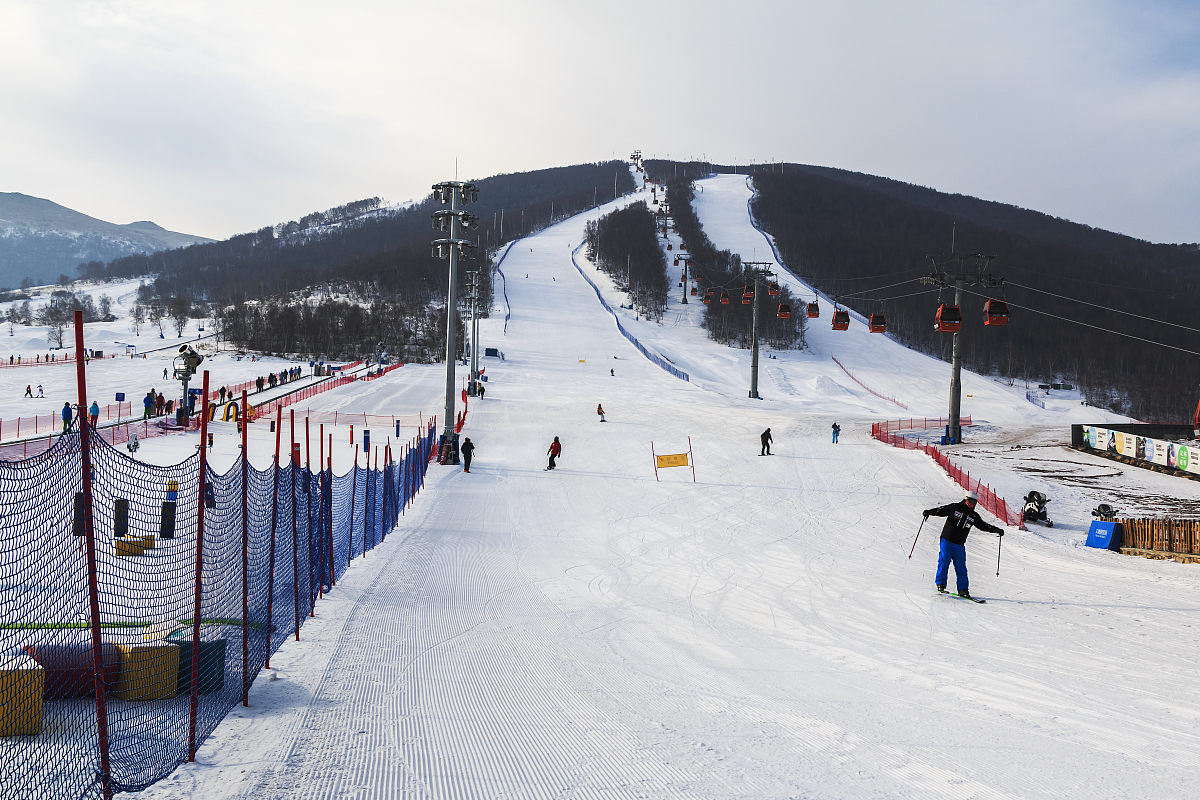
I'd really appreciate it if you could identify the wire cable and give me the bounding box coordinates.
[839,278,922,299]
[958,287,1200,357]
[993,260,1185,295]
[811,265,930,282]
[1005,280,1200,334]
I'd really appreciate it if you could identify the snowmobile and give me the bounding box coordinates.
[1022,491,1053,527]
[1091,503,1120,520]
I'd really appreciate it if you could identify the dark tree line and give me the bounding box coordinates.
[654,159,1200,422]
[83,162,635,361]
[660,177,804,350]
[585,202,668,320]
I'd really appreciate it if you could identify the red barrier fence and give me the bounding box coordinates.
[0,402,135,441]
[251,376,359,419]
[0,352,118,368]
[872,418,1024,529]
[832,356,907,410]
[359,363,404,382]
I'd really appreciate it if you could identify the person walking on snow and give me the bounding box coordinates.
[831,422,840,444]
[760,428,773,456]
[546,436,562,470]
[597,404,606,422]
[924,490,1004,599]
[88,401,99,429]
[460,437,474,473]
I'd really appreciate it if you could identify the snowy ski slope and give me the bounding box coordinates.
[130,177,1200,799]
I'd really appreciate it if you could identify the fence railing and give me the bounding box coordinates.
[0,418,438,799]
[0,402,136,442]
[871,418,1024,529]
[1,352,118,369]
[831,356,907,409]
[1117,518,1200,556]
[569,243,689,383]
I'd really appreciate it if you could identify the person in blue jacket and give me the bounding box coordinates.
[61,402,73,432]
[923,490,1004,599]
[88,401,99,429]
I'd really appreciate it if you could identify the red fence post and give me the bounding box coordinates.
[241,390,250,707]
[74,310,111,799]
[188,370,210,762]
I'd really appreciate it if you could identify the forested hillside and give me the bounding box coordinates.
[646,159,1198,422]
[585,202,668,321]
[98,162,635,361]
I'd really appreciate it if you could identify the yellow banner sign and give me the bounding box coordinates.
[656,453,689,468]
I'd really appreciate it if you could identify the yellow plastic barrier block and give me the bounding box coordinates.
[0,653,44,735]
[115,643,179,701]
[133,535,155,550]
[115,539,147,557]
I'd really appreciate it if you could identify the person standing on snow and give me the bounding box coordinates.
[597,404,606,422]
[88,401,99,429]
[143,392,154,420]
[23,385,32,398]
[62,402,73,432]
[760,428,773,456]
[460,437,474,473]
[923,490,1004,599]
[546,436,562,470]
[831,422,840,444]
[36,384,43,397]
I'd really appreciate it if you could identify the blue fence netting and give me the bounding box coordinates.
[569,243,690,383]
[0,419,436,799]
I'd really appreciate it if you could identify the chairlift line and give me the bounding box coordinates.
[1005,280,1200,334]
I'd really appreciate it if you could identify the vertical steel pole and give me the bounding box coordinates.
[290,411,299,640]
[75,309,111,799]
[949,278,964,443]
[749,278,761,399]
[442,188,460,456]
[306,417,316,608]
[188,370,210,762]
[241,390,249,707]
[350,444,359,563]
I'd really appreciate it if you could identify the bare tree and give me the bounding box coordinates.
[131,302,145,335]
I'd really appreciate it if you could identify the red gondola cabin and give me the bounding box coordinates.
[720,291,731,305]
[832,309,850,330]
[983,298,1010,326]
[806,301,820,318]
[777,303,791,319]
[869,312,886,333]
[768,282,780,296]
[935,304,962,333]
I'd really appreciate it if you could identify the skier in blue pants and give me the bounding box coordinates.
[923,490,1004,599]
[831,422,840,444]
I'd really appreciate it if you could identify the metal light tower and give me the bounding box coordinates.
[920,253,1002,444]
[432,180,479,463]
[741,262,774,399]
[466,270,481,396]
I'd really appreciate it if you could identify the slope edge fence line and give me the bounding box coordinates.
[872,417,1025,529]
[830,356,908,410]
[0,337,438,798]
[569,241,690,382]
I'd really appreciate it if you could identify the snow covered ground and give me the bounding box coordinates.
[21,175,1193,799]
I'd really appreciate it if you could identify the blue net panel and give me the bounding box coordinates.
[0,421,436,799]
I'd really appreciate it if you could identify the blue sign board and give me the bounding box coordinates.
[1086,521,1123,551]
[115,393,125,402]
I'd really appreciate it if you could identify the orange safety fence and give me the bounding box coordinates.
[872,418,1025,529]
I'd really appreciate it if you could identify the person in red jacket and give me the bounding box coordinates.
[546,436,561,470]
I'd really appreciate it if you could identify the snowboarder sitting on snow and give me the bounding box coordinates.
[597,404,606,422]
[546,436,562,470]
[924,490,1004,599]
[831,422,840,444]
[760,428,772,456]
[461,437,474,473]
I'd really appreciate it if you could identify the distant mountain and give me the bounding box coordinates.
[0,192,212,287]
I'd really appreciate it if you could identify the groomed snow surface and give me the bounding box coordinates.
[70,175,1196,798]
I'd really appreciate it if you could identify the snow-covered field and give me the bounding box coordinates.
[19,175,1193,799]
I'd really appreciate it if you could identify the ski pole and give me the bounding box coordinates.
[996,533,1003,576]
[908,517,926,559]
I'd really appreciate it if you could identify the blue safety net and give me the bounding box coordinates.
[0,420,435,799]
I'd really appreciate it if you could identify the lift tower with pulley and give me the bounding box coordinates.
[432,180,479,463]
[920,253,1003,444]
[741,262,775,399]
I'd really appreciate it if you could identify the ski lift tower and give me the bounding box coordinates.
[920,253,1002,444]
[741,261,775,400]
[432,180,479,463]
[674,252,692,304]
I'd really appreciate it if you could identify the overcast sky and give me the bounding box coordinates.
[2,0,1198,243]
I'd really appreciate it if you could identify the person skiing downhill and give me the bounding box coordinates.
[36,384,43,397]
[924,490,1004,599]
[546,436,562,470]
[460,437,474,473]
[831,422,840,444]
[597,404,606,422]
[760,428,773,456]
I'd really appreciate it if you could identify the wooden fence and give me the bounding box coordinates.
[1116,518,1200,562]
